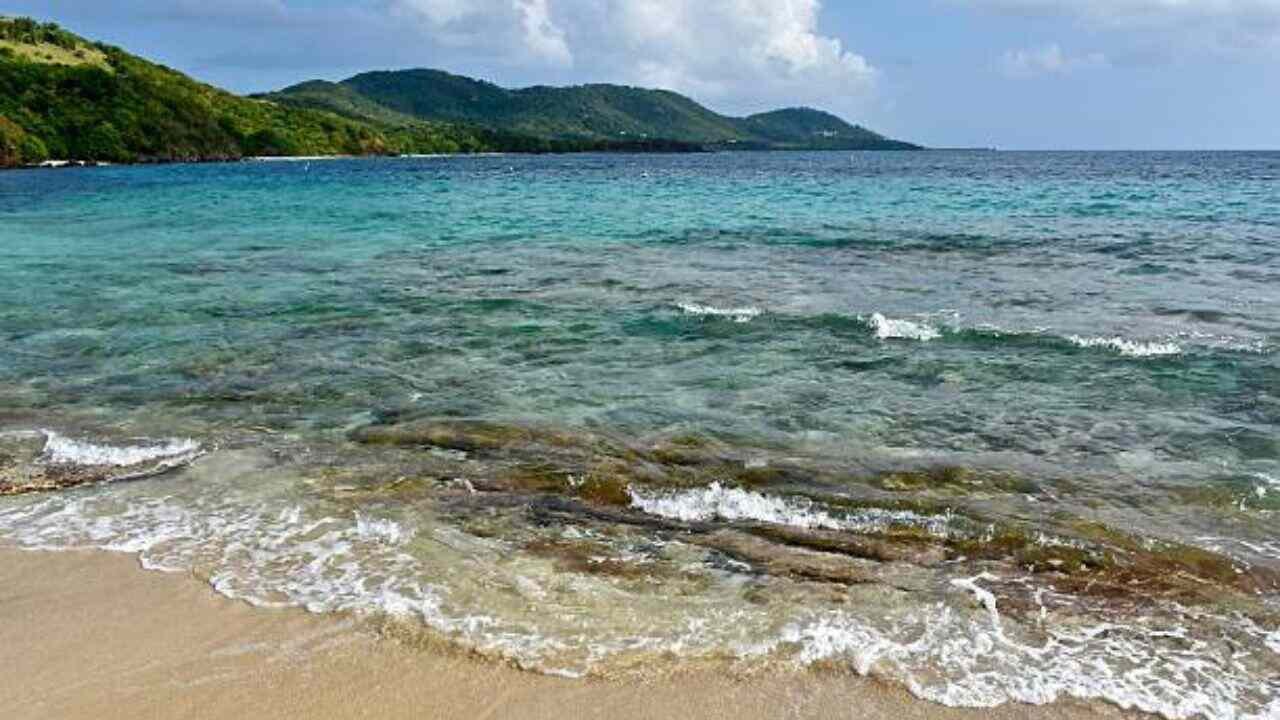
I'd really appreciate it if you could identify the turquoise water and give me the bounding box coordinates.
[1,152,1278,718]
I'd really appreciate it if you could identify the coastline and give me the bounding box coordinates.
[0,547,1143,720]
[0,145,937,172]
[3,153,472,171]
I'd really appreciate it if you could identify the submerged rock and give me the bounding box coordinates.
[696,530,881,586]
[0,430,201,496]
[872,465,1040,495]
[350,419,587,454]
[0,432,70,495]
[343,417,1278,623]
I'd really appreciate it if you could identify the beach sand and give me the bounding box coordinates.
[0,548,1144,720]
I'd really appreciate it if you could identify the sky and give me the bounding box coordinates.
[7,1,1280,149]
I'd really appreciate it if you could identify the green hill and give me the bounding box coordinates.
[0,16,919,168]
[737,107,914,150]
[256,79,424,127]
[265,68,920,151]
[0,18,535,167]
[335,70,746,142]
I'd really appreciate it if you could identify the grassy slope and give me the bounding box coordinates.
[0,36,107,68]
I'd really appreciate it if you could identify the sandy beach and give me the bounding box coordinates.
[0,548,1145,720]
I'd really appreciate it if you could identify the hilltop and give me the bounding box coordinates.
[0,17,919,168]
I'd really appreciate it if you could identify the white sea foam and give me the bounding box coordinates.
[1065,335,1182,357]
[1246,473,1280,504]
[0,492,553,665]
[2,473,1276,719]
[40,430,202,467]
[628,482,953,537]
[1178,331,1271,355]
[355,513,415,545]
[676,302,762,323]
[867,313,942,341]
[766,578,1279,720]
[629,489,1280,717]
[249,155,352,162]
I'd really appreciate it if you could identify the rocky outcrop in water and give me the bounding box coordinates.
[0,430,202,496]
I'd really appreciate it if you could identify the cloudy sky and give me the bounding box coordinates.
[10,1,1280,149]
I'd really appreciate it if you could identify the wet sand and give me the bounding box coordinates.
[0,547,1143,720]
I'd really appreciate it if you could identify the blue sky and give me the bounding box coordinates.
[10,1,1280,149]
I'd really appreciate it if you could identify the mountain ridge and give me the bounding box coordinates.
[0,16,920,168]
[263,68,920,151]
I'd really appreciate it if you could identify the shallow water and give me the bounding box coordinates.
[1,152,1278,718]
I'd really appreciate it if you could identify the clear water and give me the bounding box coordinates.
[1,152,1278,718]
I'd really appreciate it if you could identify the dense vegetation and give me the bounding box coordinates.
[0,18,508,167]
[0,16,917,168]
[265,69,920,151]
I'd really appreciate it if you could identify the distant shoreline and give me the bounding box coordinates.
[5,147,932,171]
[14,147,1277,172]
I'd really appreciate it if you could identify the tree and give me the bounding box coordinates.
[78,121,127,161]
[0,114,46,166]
[244,127,301,157]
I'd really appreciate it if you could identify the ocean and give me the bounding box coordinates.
[1,151,1277,718]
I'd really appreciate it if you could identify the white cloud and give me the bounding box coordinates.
[514,0,572,66]
[37,0,878,114]
[602,0,877,109]
[999,43,1108,76]
[390,0,570,66]
[389,0,877,113]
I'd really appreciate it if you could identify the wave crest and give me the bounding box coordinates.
[41,431,202,467]
[676,302,763,323]
[1064,335,1182,358]
[628,482,954,537]
[866,313,942,342]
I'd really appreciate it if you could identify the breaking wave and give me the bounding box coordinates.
[41,431,202,467]
[1064,335,1183,358]
[866,312,942,342]
[676,302,764,323]
[765,580,1280,720]
[667,302,1267,360]
[1,471,1277,718]
[628,482,955,537]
